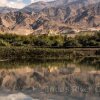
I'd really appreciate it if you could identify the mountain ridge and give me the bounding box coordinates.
[0,0,100,35]
[0,7,18,13]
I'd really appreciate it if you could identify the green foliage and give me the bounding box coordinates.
[0,39,11,46]
[0,47,73,59]
[0,31,100,47]
[64,37,82,47]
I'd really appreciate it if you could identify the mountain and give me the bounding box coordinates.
[0,7,18,13]
[0,0,100,35]
[21,0,100,13]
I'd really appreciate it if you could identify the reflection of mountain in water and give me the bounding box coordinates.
[0,93,34,100]
[0,58,100,100]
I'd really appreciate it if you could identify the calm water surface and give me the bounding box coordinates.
[0,57,100,100]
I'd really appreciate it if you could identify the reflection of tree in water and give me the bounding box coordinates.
[0,59,70,69]
[78,57,100,70]
[0,57,100,69]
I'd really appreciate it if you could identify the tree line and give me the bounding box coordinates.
[0,31,100,47]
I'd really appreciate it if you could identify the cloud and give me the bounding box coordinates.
[31,0,54,3]
[0,0,54,8]
[0,0,26,8]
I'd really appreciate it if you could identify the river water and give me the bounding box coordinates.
[0,57,100,100]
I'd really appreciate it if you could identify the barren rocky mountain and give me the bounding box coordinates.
[21,0,100,13]
[0,7,18,14]
[0,0,100,35]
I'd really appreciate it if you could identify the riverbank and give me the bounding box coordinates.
[0,47,100,60]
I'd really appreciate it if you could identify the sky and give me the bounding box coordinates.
[0,0,53,9]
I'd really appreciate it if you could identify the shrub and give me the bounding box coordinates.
[0,39,11,46]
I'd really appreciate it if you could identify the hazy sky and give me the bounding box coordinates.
[0,0,54,8]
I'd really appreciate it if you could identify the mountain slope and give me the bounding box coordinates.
[0,0,100,35]
[0,7,18,13]
[21,0,100,13]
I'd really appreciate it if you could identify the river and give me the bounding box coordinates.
[0,57,100,100]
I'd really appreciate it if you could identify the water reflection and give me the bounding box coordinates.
[0,57,100,100]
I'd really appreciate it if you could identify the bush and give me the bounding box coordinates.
[0,39,11,46]
[0,31,100,47]
[63,37,81,47]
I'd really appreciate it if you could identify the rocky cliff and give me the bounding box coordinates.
[0,0,99,35]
